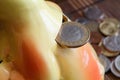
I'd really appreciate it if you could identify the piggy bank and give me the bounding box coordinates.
[0,0,104,80]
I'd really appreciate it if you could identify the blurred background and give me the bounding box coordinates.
[51,0,120,20]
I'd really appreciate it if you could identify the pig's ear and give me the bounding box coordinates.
[46,1,63,26]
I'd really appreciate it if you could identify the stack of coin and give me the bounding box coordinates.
[110,55,120,77]
[56,22,90,48]
[101,44,119,57]
[98,18,120,57]
[100,37,120,57]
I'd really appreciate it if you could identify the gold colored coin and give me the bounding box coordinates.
[56,22,90,48]
[101,44,119,57]
[104,18,120,28]
[99,42,119,57]
[99,18,120,36]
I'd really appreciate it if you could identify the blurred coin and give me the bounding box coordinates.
[103,35,120,52]
[90,32,103,44]
[101,44,119,57]
[99,18,120,36]
[83,6,104,20]
[99,54,111,73]
[115,55,120,72]
[56,22,90,48]
[85,21,99,32]
[75,17,89,24]
[110,61,120,77]
[114,35,120,51]
[104,18,120,28]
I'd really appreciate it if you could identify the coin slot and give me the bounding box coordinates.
[62,14,69,22]
[0,60,3,64]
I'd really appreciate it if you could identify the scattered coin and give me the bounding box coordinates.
[83,6,104,20]
[56,22,90,48]
[85,21,99,32]
[90,31,103,44]
[104,18,120,28]
[115,55,120,72]
[110,61,120,78]
[75,17,89,24]
[103,35,120,52]
[99,54,111,73]
[99,18,120,36]
[101,44,119,57]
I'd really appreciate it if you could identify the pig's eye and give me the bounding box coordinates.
[0,60,3,63]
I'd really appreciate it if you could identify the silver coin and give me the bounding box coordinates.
[110,61,120,77]
[83,6,104,20]
[101,44,119,57]
[56,22,90,48]
[115,55,120,72]
[114,35,120,51]
[99,54,111,73]
[103,35,120,52]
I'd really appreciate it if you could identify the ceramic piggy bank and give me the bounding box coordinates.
[0,0,104,80]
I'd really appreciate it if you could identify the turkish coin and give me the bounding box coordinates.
[99,18,120,36]
[103,35,120,52]
[114,35,120,51]
[83,6,104,20]
[101,44,119,57]
[110,61,120,78]
[115,55,120,72]
[99,54,111,73]
[56,22,90,48]
[104,18,120,28]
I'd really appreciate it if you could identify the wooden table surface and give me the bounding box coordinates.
[51,0,120,80]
